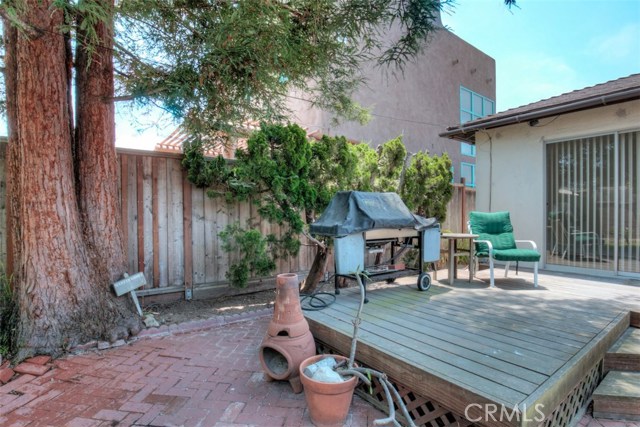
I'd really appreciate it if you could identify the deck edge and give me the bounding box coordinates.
[519,310,630,427]
[307,318,520,427]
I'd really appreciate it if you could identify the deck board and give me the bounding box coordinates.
[329,298,546,389]
[330,294,554,382]
[308,308,530,405]
[304,269,640,426]
[371,287,578,358]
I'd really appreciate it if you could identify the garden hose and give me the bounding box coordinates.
[300,292,336,311]
[300,275,338,310]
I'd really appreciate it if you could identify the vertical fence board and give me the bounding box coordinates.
[224,200,240,281]
[142,157,154,287]
[152,158,160,288]
[126,157,138,274]
[167,159,184,286]
[191,186,206,285]
[274,222,287,274]
[183,170,193,293]
[120,155,129,269]
[204,192,217,283]
[238,199,251,229]
[136,157,144,273]
[156,158,169,287]
[216,201,231,282]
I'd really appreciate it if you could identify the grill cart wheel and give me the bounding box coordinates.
[417,273,431,291]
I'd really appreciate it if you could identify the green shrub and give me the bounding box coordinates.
[219,223,276,288]
[0,270,17,358]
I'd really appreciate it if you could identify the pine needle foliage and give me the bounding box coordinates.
[0,0,517,128]
[113,0,448,136]
[401,151,453,221]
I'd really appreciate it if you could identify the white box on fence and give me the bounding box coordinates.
[334,233,365,275]
[422,225,441,263]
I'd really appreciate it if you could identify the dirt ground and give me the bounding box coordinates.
[143,279,344,326]
[144,288,278,325]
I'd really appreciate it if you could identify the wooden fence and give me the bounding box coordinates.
[117,149,316,300]
[0,143,474,300]
[441,182,476,234]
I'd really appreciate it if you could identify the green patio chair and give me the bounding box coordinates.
[468,211,540,288]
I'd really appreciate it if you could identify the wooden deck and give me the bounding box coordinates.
[304,269,640,427]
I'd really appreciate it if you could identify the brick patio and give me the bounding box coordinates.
[0,314,385,427]
[0,311,638,427]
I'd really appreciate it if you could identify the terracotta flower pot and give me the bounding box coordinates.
[300,355,358,427]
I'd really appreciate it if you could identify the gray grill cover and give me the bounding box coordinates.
[310,191,437,237]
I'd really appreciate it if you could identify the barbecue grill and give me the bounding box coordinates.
[310,191,440,302]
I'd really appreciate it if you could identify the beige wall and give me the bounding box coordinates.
[288,27,495,183]
[474,99,640,267]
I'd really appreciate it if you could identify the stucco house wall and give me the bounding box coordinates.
[474,99,640,268]
[288,27,495,183]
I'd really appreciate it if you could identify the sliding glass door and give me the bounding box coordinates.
[546,130,639,274]
[618,131,640,273]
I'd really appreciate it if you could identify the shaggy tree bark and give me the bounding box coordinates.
[75,0,128,282]
[4,1,141,359]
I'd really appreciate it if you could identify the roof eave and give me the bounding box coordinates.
[440,87,640,142]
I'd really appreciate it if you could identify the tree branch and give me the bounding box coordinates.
[0,8,44,39]
[303,231,326,250]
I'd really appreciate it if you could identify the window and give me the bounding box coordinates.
[460,87,494,123]
[460,162,475,187]
[450,166,454,184]
[461,142,476,157]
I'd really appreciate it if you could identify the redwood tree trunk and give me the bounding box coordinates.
[5,1,140,359]
[75,0,128,282]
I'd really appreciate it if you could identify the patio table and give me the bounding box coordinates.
[441,233,478,285]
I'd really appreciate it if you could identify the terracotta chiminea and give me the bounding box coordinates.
[259,273,315,393]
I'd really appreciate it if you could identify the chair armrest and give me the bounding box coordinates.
[515,240,538,251]
[474,239,493,256]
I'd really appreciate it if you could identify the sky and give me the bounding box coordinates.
[440,0,640,112]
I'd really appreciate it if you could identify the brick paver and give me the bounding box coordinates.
[1,313,636,427]
[0,315,386,426]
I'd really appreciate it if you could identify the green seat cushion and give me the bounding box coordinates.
[470,211,540,262]
[492,248,541,262]
[469,211,516,254]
